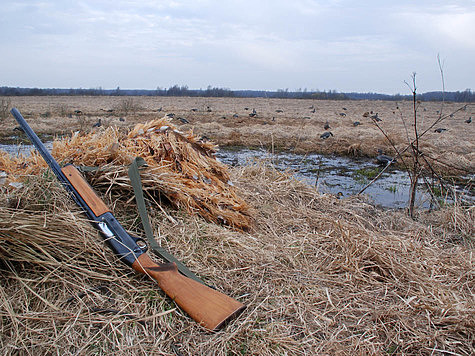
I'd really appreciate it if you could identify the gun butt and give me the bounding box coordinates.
[132,254,245,331]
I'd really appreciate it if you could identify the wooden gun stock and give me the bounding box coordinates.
[132,254,245,330]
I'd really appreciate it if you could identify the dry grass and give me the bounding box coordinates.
[0,160,473,355]
[2,96,474,174]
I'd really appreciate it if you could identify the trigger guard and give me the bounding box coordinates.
[131,235,148,252]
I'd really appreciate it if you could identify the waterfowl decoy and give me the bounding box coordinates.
[176,117,189,124]
[92,118,102,128]
[320,131,333,139]
[376,149,396,166]
[370,113,382,122]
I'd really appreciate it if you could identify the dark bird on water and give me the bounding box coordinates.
[324,121,330,130]
[434,128,447,133]
[92,118,102,128]
[320,131,333,139]
[376,149,396,166]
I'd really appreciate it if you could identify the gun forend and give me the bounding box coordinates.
[61,164,110,217]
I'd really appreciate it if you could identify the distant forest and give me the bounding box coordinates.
[0,85,473,102]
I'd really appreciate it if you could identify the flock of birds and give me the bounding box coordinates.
[15,103,469,169]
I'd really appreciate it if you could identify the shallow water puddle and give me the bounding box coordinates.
[216,147,473,209]
[1,143,471,209]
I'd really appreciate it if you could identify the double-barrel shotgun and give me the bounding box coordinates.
[10,108,245,331]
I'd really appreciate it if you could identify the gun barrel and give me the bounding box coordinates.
[10,108,65,181]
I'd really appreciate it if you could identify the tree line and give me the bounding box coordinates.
[0,86,473,102]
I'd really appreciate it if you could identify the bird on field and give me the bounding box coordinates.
[324,121,330,130]
[339,112,346,117]
[166,113,175,118]
[465,117,472,123]
[276,109,283,113]
[311,108,316,113]
[353,121,361,127]
[176,117,189,124]
[119,117,125,122]
[370,113,382,122]
[376,149,396,166]
[320,131,333,139]
[13,126,25,133]
[74,110,82,115]
[92,118,102,128]
[363,112,370,117]
[233,113,239,118]
[434,128,447,133]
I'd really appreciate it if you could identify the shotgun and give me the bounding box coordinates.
[10,108,245,331]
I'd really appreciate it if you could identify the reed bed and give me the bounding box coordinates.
[0,158,473,355]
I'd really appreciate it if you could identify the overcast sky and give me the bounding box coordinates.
[1,1,474,94]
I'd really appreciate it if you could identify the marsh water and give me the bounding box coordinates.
[215,147,473,209]
[1,143,472,209]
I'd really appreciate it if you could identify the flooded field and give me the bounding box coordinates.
[1,96,473,209]
[216,147,473,209]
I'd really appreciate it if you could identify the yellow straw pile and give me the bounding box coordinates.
[0,117,253,230]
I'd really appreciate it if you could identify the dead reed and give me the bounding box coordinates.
[0,158,473,355]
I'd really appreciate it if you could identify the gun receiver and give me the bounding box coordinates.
[10,108,245,330]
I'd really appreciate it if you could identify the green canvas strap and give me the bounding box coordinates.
[127,157,205,285]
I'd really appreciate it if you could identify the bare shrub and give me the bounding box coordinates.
[115,98,142,115]
[0,98,11,123]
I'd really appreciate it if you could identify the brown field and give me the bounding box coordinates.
[0,96,474,355]
[2,95,474,175]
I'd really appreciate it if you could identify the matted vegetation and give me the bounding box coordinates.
[0,159,473,355]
